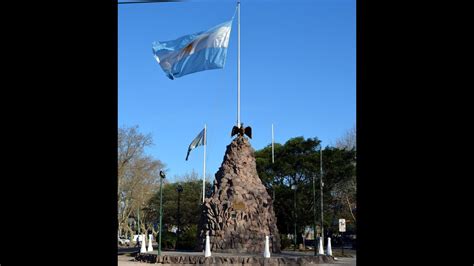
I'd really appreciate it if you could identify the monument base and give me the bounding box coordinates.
[197,137,281,254]
[135,251,335,265]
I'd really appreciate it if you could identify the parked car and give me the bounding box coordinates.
[118,237,130,246]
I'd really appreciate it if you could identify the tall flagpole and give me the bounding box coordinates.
[202,124,207,203]
[237,0,241,128]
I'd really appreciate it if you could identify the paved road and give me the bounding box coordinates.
[117,247,139,255]
[117,244,161,255]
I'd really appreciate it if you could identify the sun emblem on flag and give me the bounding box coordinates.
[183,42,194,54]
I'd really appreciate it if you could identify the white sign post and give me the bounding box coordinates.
[338,219,346,255]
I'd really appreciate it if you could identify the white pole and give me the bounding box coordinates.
[204,233,212,257]
[317,236,324,255]
[320,144,324,240]
[272,124,274,164]
[237,0,241,128]
[147,234,153,252]
[326,237,332,256]
[140,234,147,253]
[272,124,275,201]
[202,124,207,203]
[263,235,271,258]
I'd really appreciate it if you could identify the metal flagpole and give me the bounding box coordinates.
[272,124,274,163]
[320,143,324,243]
[237,0,241,128]
[272,124,275,200]
[313,172,317,255]
[202,124,207,203]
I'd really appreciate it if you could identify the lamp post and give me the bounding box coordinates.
[291,183,297,251]
[176,184,183,250]
[158,170,166,256]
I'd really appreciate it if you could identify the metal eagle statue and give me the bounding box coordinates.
[231,123,252,139]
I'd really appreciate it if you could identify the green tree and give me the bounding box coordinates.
[117,125,164,239]
[320,147,356,236]
[256,137,320,236]
[145,171,212,249]
[255,136,356,245]
[331,126,357,230]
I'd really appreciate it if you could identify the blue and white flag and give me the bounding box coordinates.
[152,20,233,80]
[186,128,206,161]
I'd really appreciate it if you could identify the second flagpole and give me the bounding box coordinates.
[202,124,207,203]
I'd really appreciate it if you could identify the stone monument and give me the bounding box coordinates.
[197,135,281,253]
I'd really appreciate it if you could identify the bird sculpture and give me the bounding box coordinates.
[231,123,252,139]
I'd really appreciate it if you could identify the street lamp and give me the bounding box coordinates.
[176,185,183,250]
[291,183,297,251]
[158,170,166,256]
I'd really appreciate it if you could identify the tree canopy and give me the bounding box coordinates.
[254,136,356,239]
[117,125,165,239]
[147,171,212,231]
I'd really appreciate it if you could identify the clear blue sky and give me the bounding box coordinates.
[118,0,355,182]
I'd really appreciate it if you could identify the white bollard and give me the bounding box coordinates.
[326,237,332,256]
[204,235,212,257]
[263,236,271,258]
[140,234,147,253]
[147,234,153,252]
[317,236,324,255]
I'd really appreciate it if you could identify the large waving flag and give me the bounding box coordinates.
[185,128,206,161]
[152,19,233,80]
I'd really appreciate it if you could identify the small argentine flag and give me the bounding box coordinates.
[152,19,233,80]
[186,128,206,161]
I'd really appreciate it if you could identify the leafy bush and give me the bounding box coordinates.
[177,224,198,250]
[280,234,292,250]
[161,231,176,250]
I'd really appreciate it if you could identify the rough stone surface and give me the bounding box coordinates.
[196,136,281,254]
[134,253,336,265]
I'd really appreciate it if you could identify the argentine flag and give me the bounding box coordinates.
[152,19,233,80]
